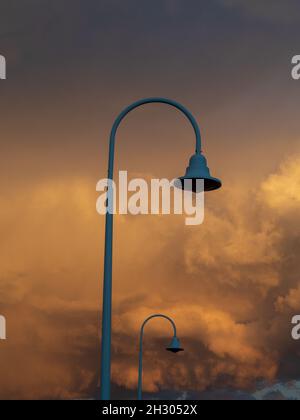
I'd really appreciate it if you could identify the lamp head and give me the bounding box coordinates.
[166,336,184,353]
[177,153,222,192]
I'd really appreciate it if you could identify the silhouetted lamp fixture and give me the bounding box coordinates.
[166,336,184,353]
[178,153,222,192]
[137,314,183,400]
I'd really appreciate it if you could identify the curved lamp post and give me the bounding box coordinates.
[100,98,222,400]
[137,314,183,401]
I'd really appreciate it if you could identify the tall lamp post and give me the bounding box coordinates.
[100,98,222,400]
[137,314,184,401]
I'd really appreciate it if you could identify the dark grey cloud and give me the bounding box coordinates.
[220,0,300,22]
[254,380,300,400]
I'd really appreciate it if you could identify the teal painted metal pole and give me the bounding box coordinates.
[100,98,201,400]
[137,314,177,401]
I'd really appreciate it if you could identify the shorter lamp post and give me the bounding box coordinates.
[137,314,184,400]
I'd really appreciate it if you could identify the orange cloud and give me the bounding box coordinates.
[0,155,300,398]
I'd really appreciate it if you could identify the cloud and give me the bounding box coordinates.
[220,0,300,22]
[0,154,300,398]
[261,156,300,214]
[109,154,300,395]
[276,285,300,313]
[254,380,300,400]
[0,176,101,399]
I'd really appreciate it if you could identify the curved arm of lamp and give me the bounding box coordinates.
[140,313,177,337]
[107,97,202,179]
[137,314,177,400]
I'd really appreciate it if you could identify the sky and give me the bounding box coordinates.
[0,0,300,400]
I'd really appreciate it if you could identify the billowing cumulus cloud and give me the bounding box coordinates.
[276,285,300,312]
[261,157,300,213]
[0,153,300,398]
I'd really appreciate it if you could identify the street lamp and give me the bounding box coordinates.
[100,98,222,400]
[137,314,183,400]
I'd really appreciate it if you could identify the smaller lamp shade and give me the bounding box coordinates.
[177,153,222,192]
[166,336,184,353]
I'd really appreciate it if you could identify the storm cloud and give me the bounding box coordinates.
[0,0,300,399]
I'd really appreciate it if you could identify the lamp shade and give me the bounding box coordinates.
[166,336,184,353]
[177,153,222,192]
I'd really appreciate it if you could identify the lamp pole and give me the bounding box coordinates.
[137,314,183,401]
[100,98,221,400]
